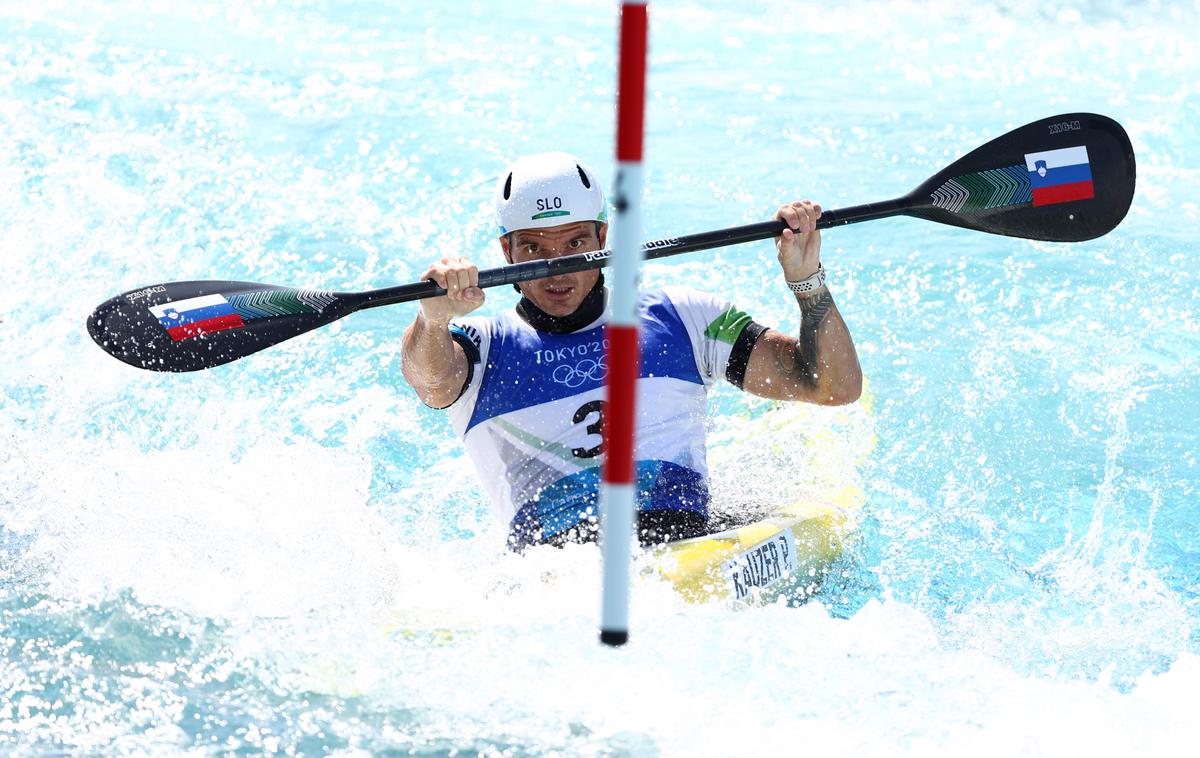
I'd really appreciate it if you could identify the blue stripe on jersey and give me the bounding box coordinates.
[507,460,708,550]
[640,293,704,384]
[467,318,608,433]
[466,290,702,433]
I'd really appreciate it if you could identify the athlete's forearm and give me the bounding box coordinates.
[401,314,469,408]
[741,287,862,404]
[789,288,861,403]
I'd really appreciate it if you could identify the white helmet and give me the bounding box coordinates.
[494,152,607,236]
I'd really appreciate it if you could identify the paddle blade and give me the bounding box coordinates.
[87,281,359,372]
[909,113,1135,241]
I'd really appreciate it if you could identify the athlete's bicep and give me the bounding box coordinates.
[411,339,472,409]
[739,329,823,402]
[427,325,483,409]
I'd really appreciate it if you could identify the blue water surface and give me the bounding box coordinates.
[2,1,1198,755]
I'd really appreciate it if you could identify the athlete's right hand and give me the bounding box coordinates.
[418,256,485,325]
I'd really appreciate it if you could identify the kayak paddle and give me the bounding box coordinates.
[88,112,1135,372]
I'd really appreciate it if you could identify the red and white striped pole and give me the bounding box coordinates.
[600,0,647,647]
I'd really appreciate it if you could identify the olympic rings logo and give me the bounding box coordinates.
[551,357,608,388]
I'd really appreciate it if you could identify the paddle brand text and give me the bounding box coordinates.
[1048,120,1082,134]
[642,236,682,250]
[124,285,167,303]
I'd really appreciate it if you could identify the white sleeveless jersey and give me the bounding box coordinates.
[442,285,763,549]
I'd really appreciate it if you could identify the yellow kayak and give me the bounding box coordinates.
[651,484,863,604]
[652,390,874,604]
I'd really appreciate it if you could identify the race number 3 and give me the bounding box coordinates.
[572,400,606,459]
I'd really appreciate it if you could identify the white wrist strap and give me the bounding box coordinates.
[785,263,826,294]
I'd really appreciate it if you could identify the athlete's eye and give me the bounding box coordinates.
[569,238,585,248]
[522,243,539,255]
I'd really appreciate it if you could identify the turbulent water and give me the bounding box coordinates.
[2,0,1198,754]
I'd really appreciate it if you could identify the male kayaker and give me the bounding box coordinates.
[401,152,861,550]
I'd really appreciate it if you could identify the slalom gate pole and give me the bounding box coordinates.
[599,0,647,648]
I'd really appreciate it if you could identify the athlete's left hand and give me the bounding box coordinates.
[775,200,822,281]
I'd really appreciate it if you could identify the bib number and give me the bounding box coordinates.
[571,400,606,459]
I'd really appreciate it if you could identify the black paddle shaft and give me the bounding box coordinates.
[88,112,1134,372]
[356,196,910,310]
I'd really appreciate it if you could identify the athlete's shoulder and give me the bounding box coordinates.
[452,308,527,335]
[655,284,732,313]
[448,315,488,353]
[449,309,524,363]
[653,285,760,350]
[636,283,712,304]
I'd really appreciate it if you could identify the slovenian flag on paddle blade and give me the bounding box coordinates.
[148,294,245,341]
[1024,145,1095,207]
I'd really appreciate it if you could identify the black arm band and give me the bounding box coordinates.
[725,321,768,389]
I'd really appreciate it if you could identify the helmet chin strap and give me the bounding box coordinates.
[514,273,607,334]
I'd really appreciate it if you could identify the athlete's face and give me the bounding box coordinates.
[501,221,607,317]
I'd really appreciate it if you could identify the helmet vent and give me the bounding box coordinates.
[576,165,591,189]
[503,172,513,200]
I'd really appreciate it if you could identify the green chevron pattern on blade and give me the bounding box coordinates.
[930,164,1031,213]
[228,289,337,320]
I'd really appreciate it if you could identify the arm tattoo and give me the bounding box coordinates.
[781,290,834,388]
